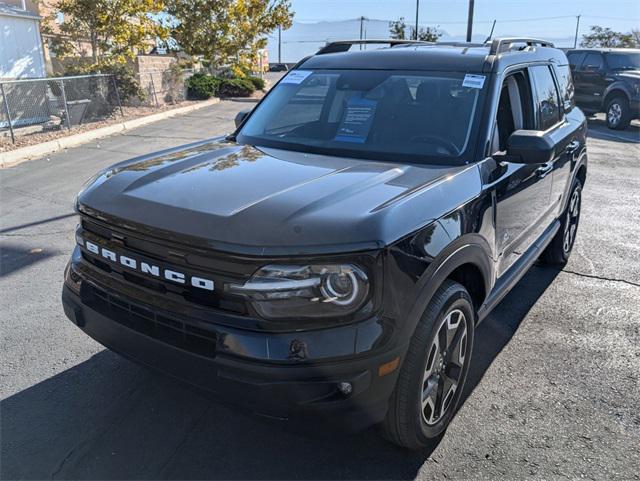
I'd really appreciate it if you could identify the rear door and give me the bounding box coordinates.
[567,51,588,105]
[579,52,607,110]
[548,64,584,218]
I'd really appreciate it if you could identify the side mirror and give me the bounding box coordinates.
[504,130,555,164]
[234,110,250,129]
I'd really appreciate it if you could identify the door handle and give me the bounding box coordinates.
[536,162,553,178]
[566,140,580,155]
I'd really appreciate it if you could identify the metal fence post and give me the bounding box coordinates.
[149,73,159,108]
[111,75,124,117]
[0,82,15,144]
[59,79,71,131]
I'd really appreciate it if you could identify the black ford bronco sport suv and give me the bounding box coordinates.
[63,38,587,449]
[567,47,640,130]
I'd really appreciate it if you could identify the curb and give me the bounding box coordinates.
[0,98,220,169]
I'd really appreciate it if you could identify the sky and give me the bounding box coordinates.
[266,0,640,61]
[288,0,639,35]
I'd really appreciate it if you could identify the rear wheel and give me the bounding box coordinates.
[606,96,631,130]
[382,280,474,450]
[541,179,582,265]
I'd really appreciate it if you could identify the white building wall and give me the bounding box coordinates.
[0,14,46,79]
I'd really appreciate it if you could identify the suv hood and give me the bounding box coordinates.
[614,69,640,81]
[78,139,480,255]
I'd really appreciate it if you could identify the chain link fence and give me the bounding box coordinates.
[0,74,123,144]
[0,69,198,144]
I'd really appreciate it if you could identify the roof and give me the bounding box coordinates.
[567,48,640,53]
[300,41,568,74]
[0,3,40,20]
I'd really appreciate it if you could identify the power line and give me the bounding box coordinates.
[294,14,579,25]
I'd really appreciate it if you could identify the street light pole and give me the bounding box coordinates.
[414,0,420,40]
[466,0,475,42]
[359,16,366,49]
[573,15,581,49]
[278,25,282,63]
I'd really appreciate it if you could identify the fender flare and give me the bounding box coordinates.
[401,236,494,338]
[601,82,632,109]
[559,149,588,214]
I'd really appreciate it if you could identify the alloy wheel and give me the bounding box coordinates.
[607,103,622,127]
[421,309,468,426]
[563,187,581,253]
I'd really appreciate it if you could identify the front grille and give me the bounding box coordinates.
[78,215,250,315]
[83,284,217,358]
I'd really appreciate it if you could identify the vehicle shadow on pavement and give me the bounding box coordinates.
[0,243,56,277]
[586,117,640,143]
[0,266,559,480]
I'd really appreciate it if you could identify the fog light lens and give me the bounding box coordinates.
[337,382,353,396]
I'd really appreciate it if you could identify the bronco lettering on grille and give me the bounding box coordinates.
[81,239,215,291]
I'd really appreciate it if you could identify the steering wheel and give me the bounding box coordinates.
[408,134,460,156]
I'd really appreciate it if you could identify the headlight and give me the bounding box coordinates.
[227,264,369,320]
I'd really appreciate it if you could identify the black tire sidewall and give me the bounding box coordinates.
[411,287,475,442]
[606,96,631,130]
[562,182,582,257]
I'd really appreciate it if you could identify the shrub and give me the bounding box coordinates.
[186,73,220,99]
[217,78,255,97]
[247,76,266,90]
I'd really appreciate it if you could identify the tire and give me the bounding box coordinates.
[540,179,582,265]
[382,280,475,450]
[605,96,631,130]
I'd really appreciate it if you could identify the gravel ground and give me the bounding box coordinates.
[0,105,638,481]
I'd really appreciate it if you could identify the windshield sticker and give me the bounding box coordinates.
[334,97,378,144]
[280,70,313,84]
[462,74,486,89]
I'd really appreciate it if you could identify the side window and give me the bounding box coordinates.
[529,65,561,131]
[554,64,575,112]
[492,71,534,153]
[567,52,585,70]
[583,53,603,70]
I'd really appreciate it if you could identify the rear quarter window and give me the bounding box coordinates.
[554,64,575,112]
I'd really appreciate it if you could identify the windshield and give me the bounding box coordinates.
[606,52,640,70]
[237,69,485,164]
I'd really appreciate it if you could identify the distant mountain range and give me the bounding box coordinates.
[266,19,575,63]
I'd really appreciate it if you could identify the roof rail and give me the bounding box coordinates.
[436,41,486,48]
[316,39,431,55]
[489,37,555,55]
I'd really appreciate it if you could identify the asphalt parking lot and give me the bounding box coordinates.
[1,103,639,480]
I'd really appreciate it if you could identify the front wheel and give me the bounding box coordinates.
[606,96,631,130]
[382,280,475,450]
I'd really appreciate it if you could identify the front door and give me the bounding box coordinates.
[491,68,557,276]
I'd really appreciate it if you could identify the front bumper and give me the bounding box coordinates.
[630,98,640,119]
[62,263,403,430]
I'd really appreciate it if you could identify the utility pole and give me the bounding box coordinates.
[573,15,581,48]
[278,25,282,63]
[414,0,420,40]
[466,0,475,42]
[359,16,366,49]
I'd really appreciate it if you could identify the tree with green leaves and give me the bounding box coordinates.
[580,26,635,48]
[43,0,167,65]
[166,0,293,71]
[389,17,442,42]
